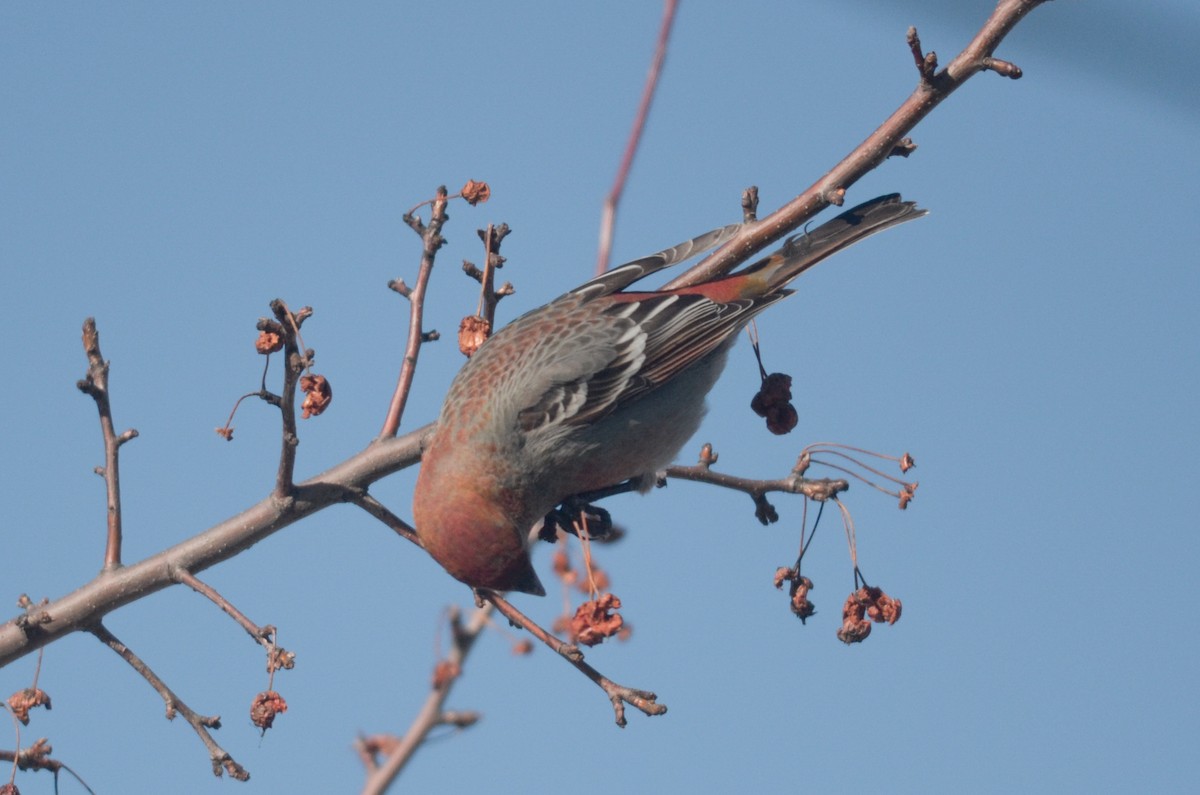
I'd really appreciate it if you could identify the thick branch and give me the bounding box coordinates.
[666,0,1048,289]
[0,427,430,669]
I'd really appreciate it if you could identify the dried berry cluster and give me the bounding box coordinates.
[548,531,631,647]
[836,586,902,645]
[751,371,799,435]
[775,569,902,644]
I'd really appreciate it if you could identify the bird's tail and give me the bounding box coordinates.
[747,194,927,290]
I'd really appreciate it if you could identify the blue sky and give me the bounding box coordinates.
[2,2,1197,793]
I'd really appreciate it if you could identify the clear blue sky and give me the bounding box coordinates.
[2,2,1197,793]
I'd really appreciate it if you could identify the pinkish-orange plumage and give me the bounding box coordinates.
[413,194,926,595]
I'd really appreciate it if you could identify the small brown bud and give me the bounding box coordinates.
[267,647,296,673]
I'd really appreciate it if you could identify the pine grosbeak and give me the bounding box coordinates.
[413,194,926,595]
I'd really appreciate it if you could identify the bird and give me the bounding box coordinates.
[412,194,926,596]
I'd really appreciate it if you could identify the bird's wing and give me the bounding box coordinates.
[506,223,744,433]
[515,288,785,433]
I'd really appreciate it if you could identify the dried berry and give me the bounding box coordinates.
[250,690,287,731]
[255,330,283,354]
[7,687,51,725]
[751,372,798,435]
[299,374,332,418]
[460,179,491,205]
[570,593,624,647]
[458,315,491,357]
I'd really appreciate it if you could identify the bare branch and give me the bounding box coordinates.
[664,460,849,525]
[480,591,666,728]
[458,223,514,357]
[665,0,1049,289]
[474,222,512,329]
[595,0,679,274]
[89,623,247,780]
[347,490,423,548]
[359,605,491,795]
[76,318,137,571]
[0,425,430,669]
[172,569,293,671]
[0,737,97,794]
[380,186,450,438]
[269,300,306,498]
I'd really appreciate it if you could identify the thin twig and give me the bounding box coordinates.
[347,491,423,548]
[3,701,18,788]
[76,318,138,570]
[595,0,679,274]
[172,568,288,660]
[474,223,513,329]
[381,186,450,438]
[359,604,491,795]
[480,591,666,728]
[269,300,307,499]
[664,463,849,506]
[0,737,97,795]
[807,455,909,500]
[89,622,248,780]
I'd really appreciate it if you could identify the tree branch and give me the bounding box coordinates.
[666,0,1049,289]
[596,0,679,274]
[0,427,430,668]
[89,622,247,780]
[358,605,490,795]
[172,568,295,676]
[380,186,450,438]
[480,591,666,728]
[269,300,308,499]
[76,318,138,571]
